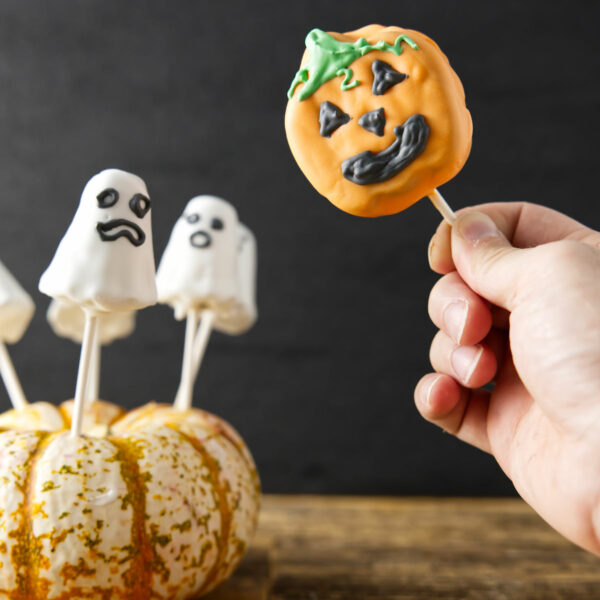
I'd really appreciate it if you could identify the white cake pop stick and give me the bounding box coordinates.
[0,341,28,410]
[84,328,101,404]
[173,308,216,409]
[428,189,456,225]
[70,312,98,437]
[191,309,215,381]
[174,309,201,412]
[47,299,136,406]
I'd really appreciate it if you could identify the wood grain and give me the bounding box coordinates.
[204,495,599,600]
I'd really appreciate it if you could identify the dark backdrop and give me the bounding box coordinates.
[0,0,597,495]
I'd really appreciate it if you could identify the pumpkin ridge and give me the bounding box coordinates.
[107,438,155,599]
[8,431,54,600]
[169,427,233,596]
[58,405,72,430]
[203,415,260,489]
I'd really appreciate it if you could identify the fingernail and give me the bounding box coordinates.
[427,237,435,265]
[451,345,483,383]
[457,212,501,243]
[443,300,468,344]
[425,375,442,409]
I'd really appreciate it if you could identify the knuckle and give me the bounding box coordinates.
[537,239,586,264]
[529,239,594,283]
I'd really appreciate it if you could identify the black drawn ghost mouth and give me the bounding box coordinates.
[97,219,146,247]
[341,114,430,185]
[190,230,211,249]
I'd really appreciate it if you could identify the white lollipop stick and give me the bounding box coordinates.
[0,341,28,410]
[70,312,98,437]
[428,188,456,226]
[84,328,101,404]
[191,309,215,382]
[174,309,201,412]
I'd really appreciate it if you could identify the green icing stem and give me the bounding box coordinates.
[287,28,418,101]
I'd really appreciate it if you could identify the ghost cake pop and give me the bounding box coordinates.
[39,168,157,437]
[47,299,134,433]
[39,169,157,311]
[0,259,34,411]
[285,25,472,221]
[0,260,68,431]
[156,195,239,411]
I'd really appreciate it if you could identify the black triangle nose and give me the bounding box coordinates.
[358,108,386,137]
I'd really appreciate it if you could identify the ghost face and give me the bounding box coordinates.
[39,169,157,313]
[95,189,150,247]
[89,173,151,248]
[156,196,239,319]
[181,202,228,250]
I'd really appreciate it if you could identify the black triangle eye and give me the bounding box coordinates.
[319,101,350,137]
[358,108,386,137]
[372,60,408,95]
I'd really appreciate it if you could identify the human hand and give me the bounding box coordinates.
[414,202,600,555]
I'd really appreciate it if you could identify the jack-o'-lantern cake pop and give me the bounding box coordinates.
[285,25,472,220]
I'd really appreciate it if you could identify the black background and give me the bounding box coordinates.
[0,0,597,495]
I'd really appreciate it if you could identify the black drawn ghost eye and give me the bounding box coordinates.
[185,213,200,224]
[97,188,119,208]
[211,217,224,231]
[319,101,351,137]
[129,194,151,218]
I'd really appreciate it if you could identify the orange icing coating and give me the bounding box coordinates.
[285,25,472,217]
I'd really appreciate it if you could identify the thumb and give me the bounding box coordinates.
[451,211,531,311]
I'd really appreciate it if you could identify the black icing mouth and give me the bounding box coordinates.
[97,219,145,247]
[190,230,211,249]
[341,114,430,185]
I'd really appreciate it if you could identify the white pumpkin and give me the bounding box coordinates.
[0,403,260,598]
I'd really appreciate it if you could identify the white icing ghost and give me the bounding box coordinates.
[39,169,157,313]
[156,195,239,320]
[214,223,257,335]
[47,299,136,345]
[0,260,35,343]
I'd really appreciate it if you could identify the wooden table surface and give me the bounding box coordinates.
[205,495,599,600]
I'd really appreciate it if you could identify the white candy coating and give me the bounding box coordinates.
[214,223,257,335]
[0,259,35,343]
[39,169,157,314]
[156,195,239,320]
[47,299,135,345]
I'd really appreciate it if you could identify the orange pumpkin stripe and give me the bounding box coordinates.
[8,432,54,599]
[172,428,233,596]
[107,438,154,599]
